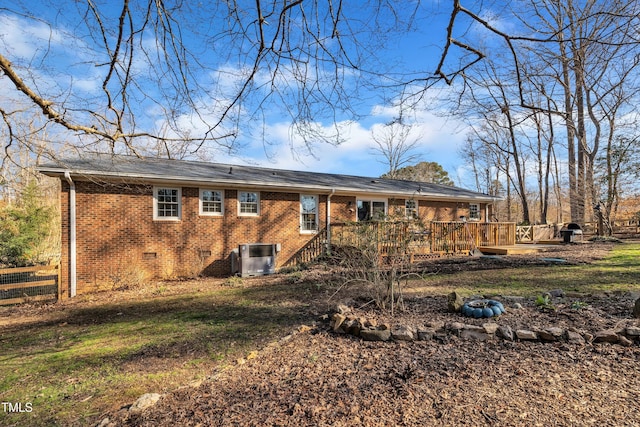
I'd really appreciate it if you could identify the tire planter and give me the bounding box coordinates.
[461,299,506,318]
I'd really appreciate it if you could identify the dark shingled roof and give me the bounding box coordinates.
[38,154,497,202]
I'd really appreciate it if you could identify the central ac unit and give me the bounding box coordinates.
[236,243,279,277]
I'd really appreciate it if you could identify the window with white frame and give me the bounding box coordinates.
[238,191,259,215]
[154,187,181,220]
[200,189,223,215]
[300,194,318,233]
[469,203,480,220]
[405,199,418,218]
[357,199,387,221]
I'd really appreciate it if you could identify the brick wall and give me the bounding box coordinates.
[58,180,480,296]
[60,180,344,295]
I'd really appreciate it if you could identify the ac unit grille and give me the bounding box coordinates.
[248,244,275,258]
[236,243,279,277]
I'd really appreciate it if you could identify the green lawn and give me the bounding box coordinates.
[409,243,640,297]
[0,280,323,426]
[0,242,638,426]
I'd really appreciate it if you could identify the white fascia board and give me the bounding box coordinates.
[40,168,500,203]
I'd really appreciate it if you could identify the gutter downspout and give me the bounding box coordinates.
[326,189,335,255]
[64,172,77,298]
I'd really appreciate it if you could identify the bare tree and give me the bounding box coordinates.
[0,1,425,161]
[595,133,640,234]
[3,0,640,226]
[370,118,423,178]
[452,57,534,223]
[433,0,640,225]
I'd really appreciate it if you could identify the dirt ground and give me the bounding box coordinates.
[101,242,640,427]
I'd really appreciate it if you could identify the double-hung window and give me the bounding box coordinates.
[239,191,259,215]
[300,194,318,233]
[154,187,181,220]
[469,203,480,220]
[200,189,224,215]
[405,199,418,219]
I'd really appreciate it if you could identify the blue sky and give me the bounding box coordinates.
[0,1,488,185]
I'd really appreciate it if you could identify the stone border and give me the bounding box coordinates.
[327,306,640,347]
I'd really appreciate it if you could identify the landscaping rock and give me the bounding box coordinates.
[546,327,565,338]
[417,329,435,341]
[593,330,619,344]
[566,331,585,344]
[497,325,514,341]
[331,313,347,332]
[618,335,634,347]
[625,326,640,337]
[536,329,557,342]
[392,325,416,341]
[360,328,391,342]
[446,322,466,333]
[343,318,363,336]
[460,325,489,341]
[425,320,445,332]
[447,291,465,313]
[482,323,499,335]
[363,317,377,328]
[335,304,351,315]
[129,393,162,413]
[512,303,523,310]
[633,298,640,318]
[547,289,565,298]
[516,330,538,341]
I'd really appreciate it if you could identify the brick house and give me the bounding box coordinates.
[39,154,498,297]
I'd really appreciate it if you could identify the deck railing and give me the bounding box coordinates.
[284,220,516,268]
[430,221,516,252]
[283,228,329,267]
[331,221,516,254]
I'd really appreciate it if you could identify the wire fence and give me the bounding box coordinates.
[0,264,60,305]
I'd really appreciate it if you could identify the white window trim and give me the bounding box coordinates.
[469,203,480,221]
[199,188,224,216]
[153,186,181,221]
[405,199,418,219]
[356,197,388,221]
[238,190,260,216]
[300,194,319,234]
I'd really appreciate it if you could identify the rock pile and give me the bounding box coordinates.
[328,304,640,346]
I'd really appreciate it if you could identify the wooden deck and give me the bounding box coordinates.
[285,220,520,267]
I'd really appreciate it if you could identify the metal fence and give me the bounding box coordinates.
[0,264,61,305]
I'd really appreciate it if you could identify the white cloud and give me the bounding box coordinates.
[0,14,65,59]
[209,104,470,179]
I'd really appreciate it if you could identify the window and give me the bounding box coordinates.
[469,203,480,220]
[300,194,318,233]
[154,187,181,220]
[405,199,418,219]
[357,199,386,221]
[239,191,259,215]
[200,189,224,215]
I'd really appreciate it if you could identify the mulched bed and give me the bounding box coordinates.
[112,330,640,426]
[104,241,640,427]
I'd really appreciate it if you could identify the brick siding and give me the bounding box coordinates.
[58,180,482,296]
